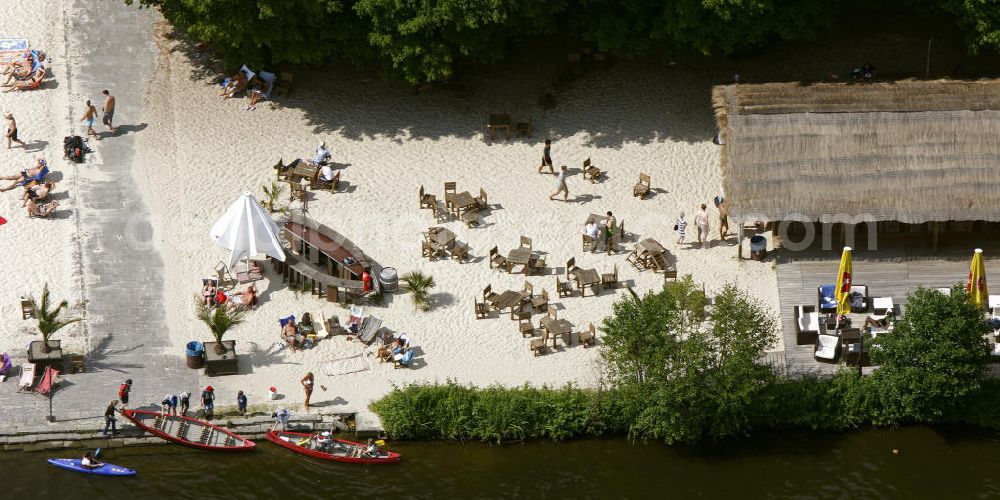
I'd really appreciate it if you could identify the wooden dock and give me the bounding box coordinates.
[774,247,1000,377]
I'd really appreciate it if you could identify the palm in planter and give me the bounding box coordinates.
[195,299,247,354]
[401,271,436,311]
[32,284,82,354]
[261,181,285,213]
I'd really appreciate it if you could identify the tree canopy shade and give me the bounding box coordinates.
[129,0,1000,84]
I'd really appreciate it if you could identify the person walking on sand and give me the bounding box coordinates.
[237,390,248,417]
[538,139,554,173]
[675,212,687,245]
[718,198,730,240]
[549,165,569,202]
[81,100,99,140]
[301,372,314,409]
[5,112,25,149]
[694,204,710,247]
[604,211,617,255]
[117,379,132,410]
[102,400,118,436]
[101,89,116,133]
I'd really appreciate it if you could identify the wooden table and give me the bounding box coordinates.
[507,247,532,273]
[491,290,525,318]
[573,268,601,296]
[287,160,320,182]
[488,114,512,140]
[585,213,609,226]
[540,317,574,347]
[447,191,477,217]
[636,238,667,270]
[428,227,455,248]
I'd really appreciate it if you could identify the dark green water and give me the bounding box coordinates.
[5,427,1000,499]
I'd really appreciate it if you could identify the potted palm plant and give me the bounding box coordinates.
[401,271,436,311]
[27,284,82,370]
[195,299,247,376]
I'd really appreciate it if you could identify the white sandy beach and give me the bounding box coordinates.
[0,2,780,417]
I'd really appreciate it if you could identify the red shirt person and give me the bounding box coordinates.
[362,268,373,293]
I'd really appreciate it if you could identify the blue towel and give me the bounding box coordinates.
[279,314,296,327]
[21,166,48,186]
[819,284,837,308]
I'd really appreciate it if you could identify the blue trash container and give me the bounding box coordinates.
[186,341,205,369]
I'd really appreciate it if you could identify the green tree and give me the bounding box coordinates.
[31,283,83,354]
[866,286,990,425]
[195,298,247,354]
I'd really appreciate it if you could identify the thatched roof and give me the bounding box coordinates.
[713,79,1000,224]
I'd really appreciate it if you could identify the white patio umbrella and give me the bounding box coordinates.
[210,191,286,271]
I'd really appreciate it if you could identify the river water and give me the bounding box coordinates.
[5,426,1000,499]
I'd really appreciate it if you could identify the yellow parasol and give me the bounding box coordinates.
[967,248,988,308]
[835,247,853,317]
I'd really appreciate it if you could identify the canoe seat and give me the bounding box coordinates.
[177,421,190,439]
[224,436,235,447]
[198,426,212,444]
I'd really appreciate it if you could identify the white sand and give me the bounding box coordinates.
[0,1,85,358]
[0,3,780,416]
[139,28,779,414]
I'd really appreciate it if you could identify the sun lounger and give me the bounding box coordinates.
[358,316,383,344]
[214,262,237,290]
[27,200,58,218]
[17,362,36,392]
[34,366,58,396]
[872,297,893,315]
[794,305,820,345]
[236,260,263,284]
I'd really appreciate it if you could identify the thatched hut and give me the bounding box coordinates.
[712,79,1000,254]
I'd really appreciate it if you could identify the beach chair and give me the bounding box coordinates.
[34,367,58,397]
[556,276,572,298]
[633,173,651,198]
[311,171,339,192]
[273,158,288,180]
[421,240,436,260]
[601,264,619,288]
[518,312,535,337]
[515,117,533,137]
[17,362,36,392]
[848,285,869,313]
[236,260,263,284]
[430,200,449,223]
[483,284,498,304]
[358,316,383,344]
[393,349,414,369]
[4,67,45,92]
[20,298,35,320]
[872,297,894,316]
[475,188,488,210]
[625,247,643,270]
[531,288,549,313]
[582,158,602,183]
[461,209,480,228]
[582,234,595,253]
[489,246,507,270]
[419,185,435,209]
[794,305,820,345]
[566,257,578,281]
[578,323,597,347]
[530,330,549,356]
[475,298,490,319]
[27,200,58,219]
[347,306,364,332]
[214,262,237,290]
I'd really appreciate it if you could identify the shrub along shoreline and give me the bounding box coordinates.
[374,281,998,443]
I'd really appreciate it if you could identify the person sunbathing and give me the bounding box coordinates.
[26,199,58,218]
[2,61,32,85]
[229,284,257,309]
[0,162,47,192]
[21,181,54,207]
[283,318,302,351]
[2,67,45,92]
[220,72,247,99]
[201,281,217,306]
[246,75,266,110]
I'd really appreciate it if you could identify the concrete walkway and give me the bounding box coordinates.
[0,0,195,431]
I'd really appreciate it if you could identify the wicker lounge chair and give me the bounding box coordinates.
[814,334,839,362]
[633,173,650,198]
[794,305,820,345]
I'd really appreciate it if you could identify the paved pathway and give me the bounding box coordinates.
[0,0,196,430]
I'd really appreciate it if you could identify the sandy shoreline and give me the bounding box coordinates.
[1,2,780,419]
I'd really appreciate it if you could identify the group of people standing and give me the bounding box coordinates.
[675,197,729,247]
[79,89,116,140]
[101,379,244,435]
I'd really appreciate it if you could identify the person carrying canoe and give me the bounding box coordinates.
[81,451,103,469]
[179,391,190,416]
[118,379,132,410]
[201,386,216,420]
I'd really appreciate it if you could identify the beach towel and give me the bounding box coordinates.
[320,354,370,376]
[0,38,28,66]
[819,284,837,310]
[0,216,6,225]
[256,71,276,100]
[35,367,58,396]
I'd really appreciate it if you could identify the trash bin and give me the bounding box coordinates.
[750,235,767,261]
[186,341,205,369]
[379,267,398,293]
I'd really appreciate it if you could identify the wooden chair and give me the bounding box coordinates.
[289,182,308,203]
[489,246,508,270]
[582,234,595,252]
[475,188,488,210]
[556,276,573,298]
[663,266,678,282]
[451,242,470,262]
[531,288,549,313]
[475,298,490,319]
[311,171,339,192]
[530,330,549,356]
[273,159,287,180]
[419,185,436,209]
[650,252,668,272]
[578,322,597,347]
[430,201,449,223]
[518,312,535,337]
[601,264,619,288]
[483,284,498,304]
[583,157,603,183]
[214,262,237,290]
[421,240,435,260]
[515,116,533,137]
[626,248,644,271]
[275,71,294,97]
[528,257,546,276]
[520,236,532,251]
[566,257,578,281]
[444,182,457,208]
[634,173,651,198]
[546,305,558,321]
[462,209,480,228]
[20,298,35,320]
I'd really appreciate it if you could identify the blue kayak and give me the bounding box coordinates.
[47,458,136,476]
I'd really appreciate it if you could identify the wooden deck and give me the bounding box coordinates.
[774,246,1000,377]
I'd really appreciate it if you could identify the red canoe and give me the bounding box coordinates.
[266,430,401,464]
[121,409,255,452]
